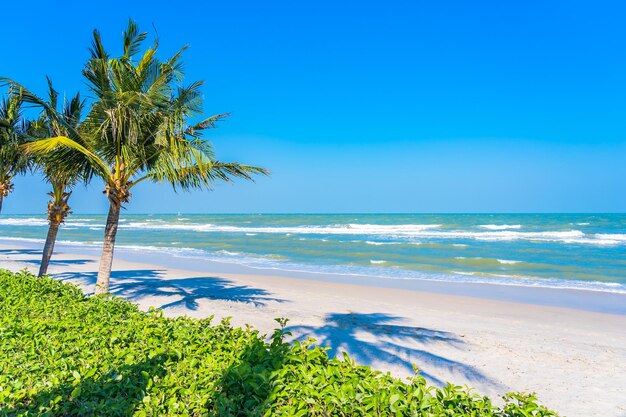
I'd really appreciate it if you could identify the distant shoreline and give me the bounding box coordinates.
[1,212,625,313]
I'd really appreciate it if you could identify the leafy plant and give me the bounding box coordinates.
[0,88,30,213]
[0,270,560,416]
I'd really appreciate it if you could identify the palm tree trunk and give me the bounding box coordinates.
[95,200,121,295]
[38,221,60,277]
[0,178,11,214]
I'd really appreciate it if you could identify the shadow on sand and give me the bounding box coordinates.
[22,258,94,267]
[54,269,283,309]
[286,312,499,389]
[0,248,42,256]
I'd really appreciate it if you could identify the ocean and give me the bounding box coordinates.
[1,213,625,294]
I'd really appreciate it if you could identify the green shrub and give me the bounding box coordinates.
[0,269,559,416]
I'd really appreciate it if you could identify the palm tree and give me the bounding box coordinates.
[0,88,29,213]
[24,79,89,276]
[15,20,267,294]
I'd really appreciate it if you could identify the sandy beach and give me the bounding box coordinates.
[1,241,625,417]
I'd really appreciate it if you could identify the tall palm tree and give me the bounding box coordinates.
[24,79,89,276]
[0,88,29,213]
[16,20,267,294]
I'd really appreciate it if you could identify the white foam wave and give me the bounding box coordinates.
[117,244,205,256]
[454,257,521,265]
[479,224,522,230]
[497,259,521,265]
[0,236,46,244]
[216,250,243,256]
[2,217,625,247]
[72,223,103,228]
[2,236,624,295]
[0,217,107,229]
[108,222,625,245]
[0,218,48,227]
[364,241,423,246]
[593,233,626,245]
[108,244,626,294]
[0,236,103,247]
[117,222,443,236]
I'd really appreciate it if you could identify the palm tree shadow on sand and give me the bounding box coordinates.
[286,312,501,390]
[53,269,283,310]
[0,248,42,256]
[22,258,94,266]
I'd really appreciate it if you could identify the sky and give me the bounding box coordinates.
[1,0,625,214]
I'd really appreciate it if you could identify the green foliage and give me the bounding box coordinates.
[0,270,560,416]
[5,19,269,200]
[23,77,90,192]
[0,89,30,195]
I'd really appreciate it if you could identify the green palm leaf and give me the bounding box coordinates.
[5,19,269,293]
[23,136,111,185]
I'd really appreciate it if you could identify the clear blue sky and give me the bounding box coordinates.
[2,0,625,213]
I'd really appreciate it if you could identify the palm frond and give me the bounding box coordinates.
[185,113,231,136]
[122,19,148,60]
[0,88,31,176]
[24,136,111,181]
[21,21,269,201]
[45,77,58,111]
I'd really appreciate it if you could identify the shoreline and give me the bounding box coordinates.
[1,241,626,416]
[2,237,625,315]
[1,213,625,298]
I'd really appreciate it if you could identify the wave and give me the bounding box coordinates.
[479,224,522,230]
[364,240,413,246]
[110,222,625,245]
[454,257,522,266]
[117,222,444,235]
[2,236,625,294]
[2,217,625,246]
[497,259,521,265]
[117,223,626,246]
[215,250,243,256]
[593,233,626,245]
[111,245,626,294]
[0,218,49,227]
[0,236,101,246]
[0,217,101,228]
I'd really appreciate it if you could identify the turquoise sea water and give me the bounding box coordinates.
[1,213,625,293]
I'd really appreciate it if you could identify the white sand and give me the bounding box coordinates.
[1,242,625,417]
